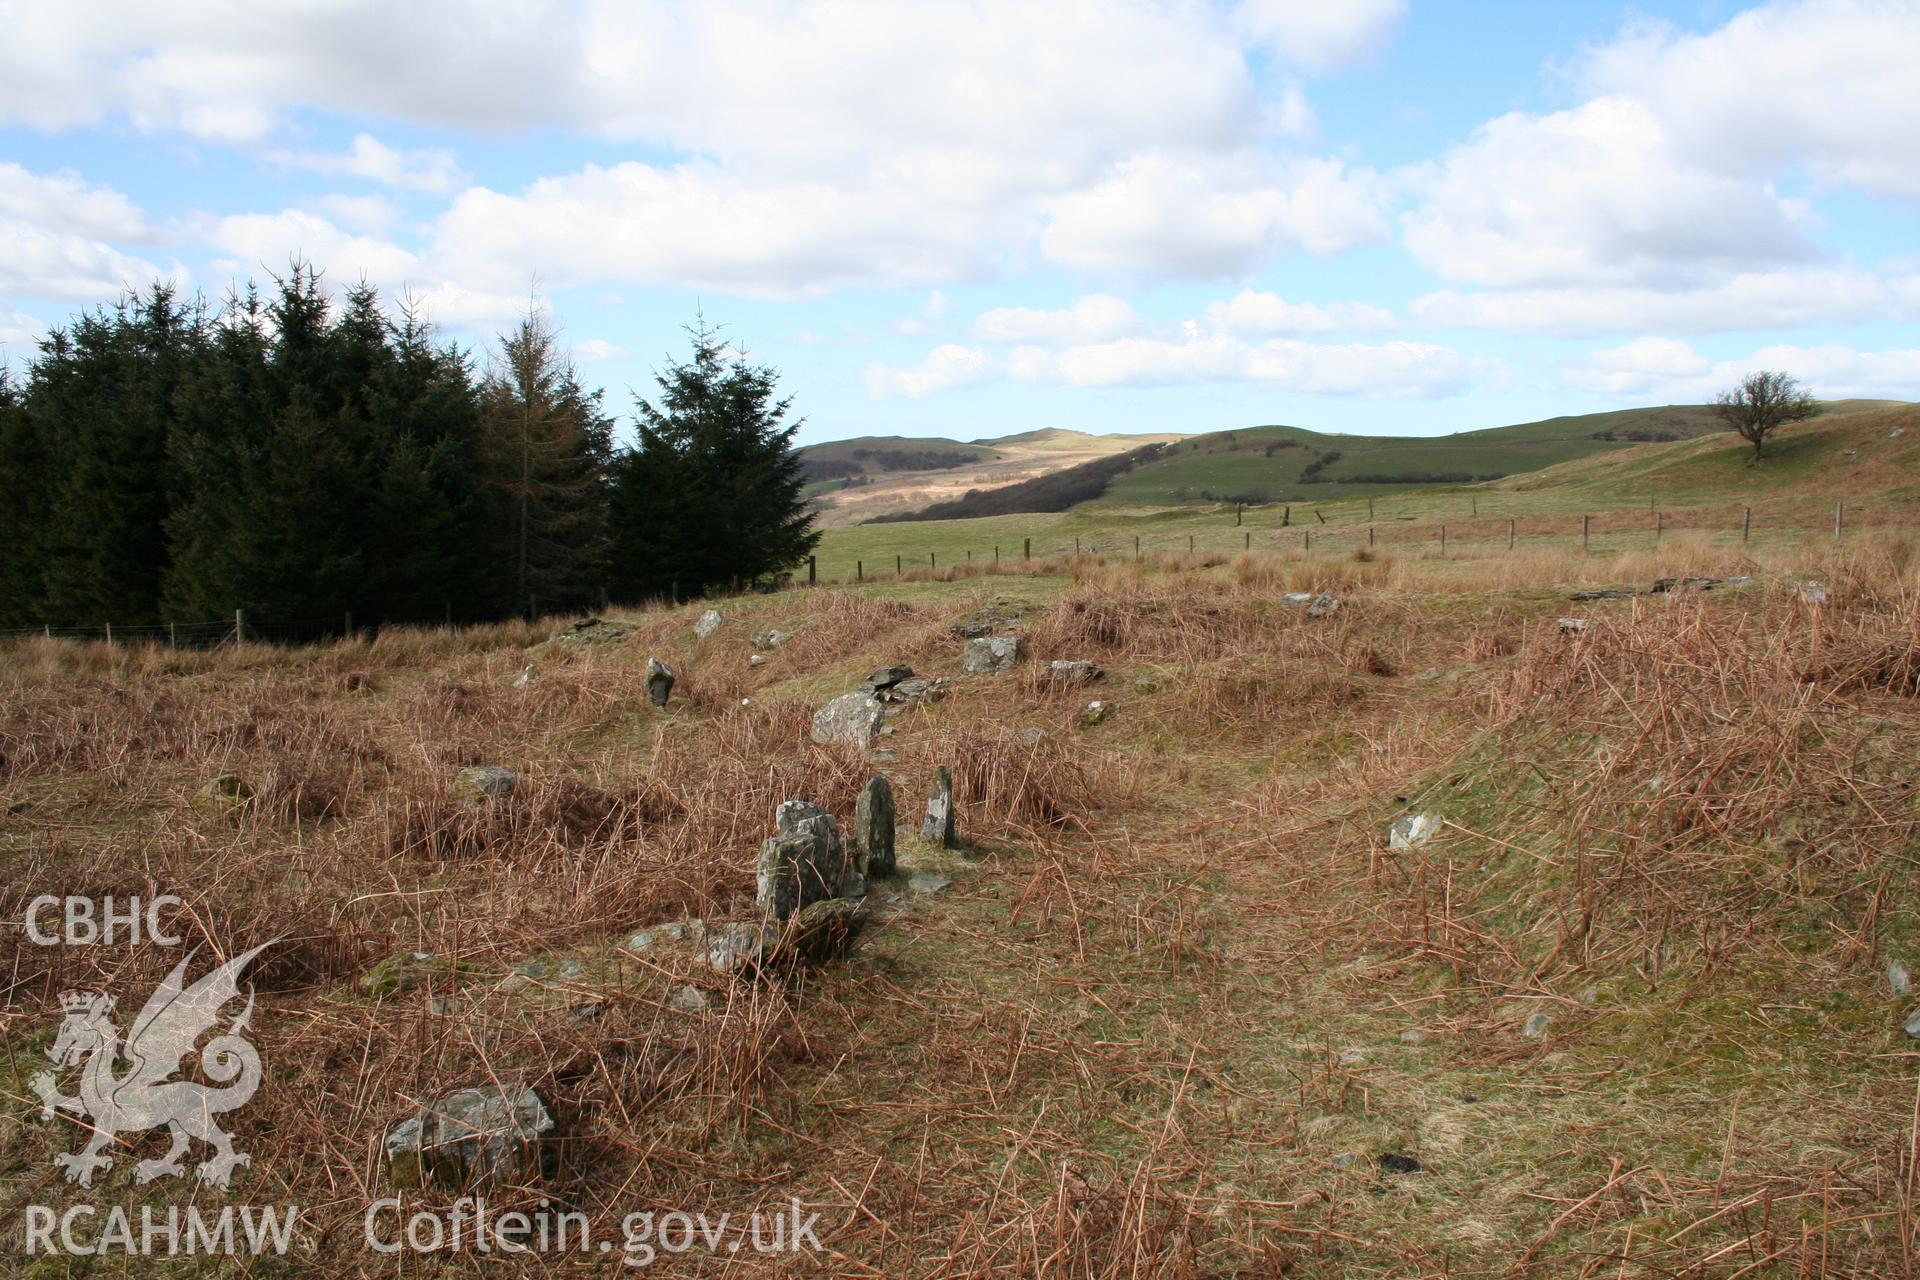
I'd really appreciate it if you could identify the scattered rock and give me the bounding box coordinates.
[908,872,951,895]
[384,1084,557,1189]
[1306,593,1340,618]
[668,985,710,1014]
[861,665,916,697]
[1377,1152,1423,1175]
[771,897,870,966]
[1400,1029,1425,1045]
[192,772,253,815]
[706,922,771,975]
[1281,592,1313,606]
[854,776,896,878]
[627,919,706,951]
[567,1001,604,1025]
[1890,960,1911,998]
[751,629,791,650]
[1893,427,1907,439]
[1557,617,1588,634]
[811,692,886,749]
[512,663,534,688]
[1796,581,1830,605]
[748,654,766,667]
[1046,659,1104,684]
[949,622,994,639]
[756,800,847,920]
[537,616,639,652]
[1079,699,1109,727]
[645,658,675,708]
[962,635,1022,674]
[693,609,722,639]
[1579,986,1600,1006]
[454,766,519,802]
[1337,1049,1365,1067]
[883,676,948,704]
[1330,1151,1360,1169]
[1388,812,1440,851]
[1724,575,1755,586]
[1014,727,1048,747]
[921,765,958,848]
[1654,576,1721,593]
[1570,588,1637,601]
[1522,1012,1552,1039]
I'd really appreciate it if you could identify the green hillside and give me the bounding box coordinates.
[1097,405,1732,505]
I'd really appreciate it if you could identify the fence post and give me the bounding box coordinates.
[1440,525,1447,556]
[1508,519,1515,551]
[43,623,51,639]
[1368,496,1374,520]
[234,609,245,645]
[344,610,352,641]
[1235,503,1242,527]
[1134,535,1140,559]
[1305,530,1311,554]
[1743,507,1751,543]
[104,621,112,646]
[1282,505,1291,527]
[1369,525,1375,548]
[857,560,863,582]
[1243,531,1250,550]
[1187,535,1194,554]
[896,554,902,574]
[1472,497,1477,517]
[1835,501,1844,539]
[1023,538,1030,562]
[994,546,999,565]
[1075,537,1080,555]
[930,552,936,569]
[1655,511,1663,545]
[1582,514,1590,554]
[169,621,177,648]
[808,556,817,584]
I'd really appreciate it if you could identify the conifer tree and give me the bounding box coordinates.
[475,310,613,617]
[0,366,45,626]
[608,319,818,600]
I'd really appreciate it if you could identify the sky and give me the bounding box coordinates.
[0,0,1916,447]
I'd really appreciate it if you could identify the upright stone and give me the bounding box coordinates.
[755,800,844,920]
[920,765,957,848]
[962,635,1022,674]
[645,658,674,708]
[694,609,723,639]
[854,776,897,878]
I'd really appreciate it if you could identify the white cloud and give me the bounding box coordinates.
[1041,154,1389,276]
[0,163,149,240]
[1576,0,1920,201]
[0,309,44,350]
[974,294,1141,345]
[1005,334,1481,397]
[573,338,624,362]
[1403,96,1812,288]
[1203,288,1396,335]
[864,344,993,399]
[203,209,423,285]
[269,133,466,193]
[308,193,401,232]
[1234,0,1407,71]
[1566,337,1920,400]
[1413,268,1910,336]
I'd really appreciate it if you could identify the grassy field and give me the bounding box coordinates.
[3,518,1918,1276]
[810,402,1920,584]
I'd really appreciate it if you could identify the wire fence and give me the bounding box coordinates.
[0,498,1879,648]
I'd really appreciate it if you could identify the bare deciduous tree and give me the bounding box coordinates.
[1716,370,1819,461]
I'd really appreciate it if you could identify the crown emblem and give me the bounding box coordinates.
[58,990,111,1016]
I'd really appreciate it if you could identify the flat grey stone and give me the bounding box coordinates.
[811,692,885,749]
[384,1085,556,1189]
[693,609,723,639]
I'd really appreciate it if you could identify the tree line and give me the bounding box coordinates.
[0,267,817,629]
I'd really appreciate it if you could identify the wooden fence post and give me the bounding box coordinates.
[1188,535,1194,554]
[1508,519,1515,551]
[1305,530,1312,553]
[1582,514,1590,554]
[1655,511,1663,545]
[1368,496,1374,520]
[1743,507,1751,543]
[1440,525,1447,556]
[1134,536,1140,559]
[896,554,902,574]
[930,552,936,569]
[1369,525,1375,548]
[857,560,863,582]
[1835,501,1844,538]
[1023,538,1031,561]
[104,621,112,646]
[169,621,177,648]
[234,609,245,644]
[1243,531,1250,550]
[808,556,816,584]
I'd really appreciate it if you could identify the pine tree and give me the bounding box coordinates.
[475,310,613,617]
[0,365,46,626]
[608,319,818,600]
[30,286,202,624]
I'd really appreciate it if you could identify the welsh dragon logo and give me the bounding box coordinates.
[31,942,272,1190]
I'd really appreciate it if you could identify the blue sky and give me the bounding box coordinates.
[0,0,1915,447]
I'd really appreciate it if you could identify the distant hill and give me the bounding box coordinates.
[1095,406,1730,507]
[796,427,1187,525]
[866,443,1169,523]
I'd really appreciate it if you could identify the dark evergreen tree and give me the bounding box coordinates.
[475,310,613,617]
[608,320,818,600]
[28,287,202,624]
[0,366,46,626]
